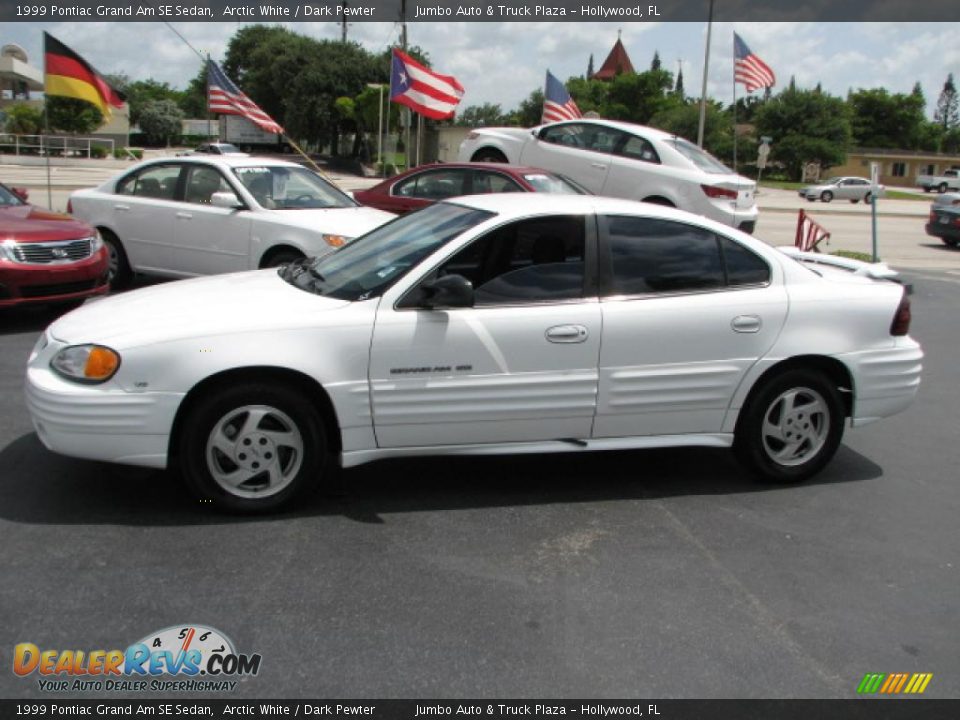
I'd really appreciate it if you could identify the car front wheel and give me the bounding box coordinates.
[734,369,844,484]
[101,229,133,290]
[820,190,833,202]
[179,383,328,513]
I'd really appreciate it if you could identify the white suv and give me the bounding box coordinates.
[459,119,759,232]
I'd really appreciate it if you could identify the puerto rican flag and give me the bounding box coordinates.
[390,49,464,120]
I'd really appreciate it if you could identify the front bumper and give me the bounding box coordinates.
[25,358,183,469]
[0,247,110,308]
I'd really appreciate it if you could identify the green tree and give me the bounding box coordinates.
[674,67,684,99]
[3,103,43,134]
[122,79,184,125]
[178,65,209,118]
[849,88,927,149]
[45,97,103,134]
[455,103,506,127]
[650,100,737,162]
[651,51,661,71]
[512,89,545,126]
[602,69,679,123]
[138,99,184,146]
[754,86,851,180]
[934,73,959,130]
[586,54,594,79]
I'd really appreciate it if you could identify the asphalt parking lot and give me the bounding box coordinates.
[1,264,958,699]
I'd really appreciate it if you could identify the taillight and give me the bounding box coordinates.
[890,291,911,336]
[67,199,73,214]
[701,184,738,200]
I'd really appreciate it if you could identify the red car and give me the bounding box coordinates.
[0,182,110,309]
[352,162,590,214]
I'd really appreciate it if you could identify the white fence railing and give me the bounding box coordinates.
[0,133,116,159]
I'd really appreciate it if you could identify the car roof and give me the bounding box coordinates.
[390,162,565,176]
[540,118,675,141]
[138,155,304,170]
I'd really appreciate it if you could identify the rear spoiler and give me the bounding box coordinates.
[777,246,899,280]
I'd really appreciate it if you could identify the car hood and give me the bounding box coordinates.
[48,269,351,348]
[255,205,393,238]
[0,205,95,242]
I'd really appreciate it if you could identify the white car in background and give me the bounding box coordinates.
[798,176,886,204]
[26,195,920,513]
[458,119,759,233]
[68,157,393,288]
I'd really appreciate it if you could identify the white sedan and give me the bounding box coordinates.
[458,119,758,233]
[68,156,393,288]
[798,176,886,203]
[26,195,921,513]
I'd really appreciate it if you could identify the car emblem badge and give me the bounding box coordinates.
[51,248,68,259]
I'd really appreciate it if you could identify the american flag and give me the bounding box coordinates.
[795,209,831,252]
[207,60,284,135]
[542,70,581,124]
[390,49,464,120]
[734,33,776,93]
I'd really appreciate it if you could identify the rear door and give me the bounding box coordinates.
[594,215,788,438]
[389,168,470,213]
[111,163,183,273]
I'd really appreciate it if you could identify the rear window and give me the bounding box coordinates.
[666,138,732,175]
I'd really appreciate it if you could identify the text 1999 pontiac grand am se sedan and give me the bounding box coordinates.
[25,195,922,512]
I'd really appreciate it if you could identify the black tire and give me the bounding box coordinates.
[865,192,873,203]
[101,229,133,290]
[471,148,508,163]
[261,248,304,268]
[938,183,948,194]
[178,383,328,513]
[820,190,833,203]
[942,237,960,248]
[734,369,844,484]
[923,186,931,193]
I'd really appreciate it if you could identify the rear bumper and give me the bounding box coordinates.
[925,222,960,241]
[839,340,923,427]
[0,247,110,307]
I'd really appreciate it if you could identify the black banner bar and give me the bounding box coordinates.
[0,700,957,719]
[4,0,960,23]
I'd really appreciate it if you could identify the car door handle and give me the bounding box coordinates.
[731,315,762,333]
[176,212,193,219]
[114,204,130,212]
[590,162,607,169]
[546,325,589,343]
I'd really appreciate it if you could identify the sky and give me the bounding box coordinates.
[4,21,960,117]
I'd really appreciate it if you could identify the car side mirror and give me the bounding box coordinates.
[531,129,540,139]
[210,191,243,209]
[420,274,474,309]
[12,187,29,201]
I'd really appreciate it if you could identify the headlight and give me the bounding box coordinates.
[89,231,103,253]
[322,234,350,248]
[0,239,17,262]
[50,344,121,383]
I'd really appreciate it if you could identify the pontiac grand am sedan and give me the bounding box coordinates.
[26,195,922,513]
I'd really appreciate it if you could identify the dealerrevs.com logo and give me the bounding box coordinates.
[13,624,261,693]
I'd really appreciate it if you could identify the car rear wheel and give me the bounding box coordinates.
[734,369,844,484]
[939,183,948,194]
[820,190,833,203]
[942,237,959,248]
[471,148,508,163]
[179,383,328,513]
[101,229,132,290]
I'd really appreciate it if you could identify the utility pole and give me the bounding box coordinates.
[340,2,348,42]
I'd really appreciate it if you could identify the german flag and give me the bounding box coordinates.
[44,32,125,119]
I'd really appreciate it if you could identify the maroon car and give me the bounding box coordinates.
[0,182,110,309]
[353,162,590,214]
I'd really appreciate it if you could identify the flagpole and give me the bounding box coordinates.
[732,34,738,173]
[42,50,52,208]
[205,54,212,141]
[697,0,714,148]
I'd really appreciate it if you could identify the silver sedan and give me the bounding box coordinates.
[799,176,885,203]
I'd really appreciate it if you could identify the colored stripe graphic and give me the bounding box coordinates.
[857,672,932,694]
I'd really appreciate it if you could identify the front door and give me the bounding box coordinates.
[369,213,602,448]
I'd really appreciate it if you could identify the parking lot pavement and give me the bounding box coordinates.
[1,269,958,699]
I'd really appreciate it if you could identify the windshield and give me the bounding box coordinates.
[0,184,26,207]
[232,165,356,210]
[823,177,842,185]
[523,173,590,195]
[280,203,495,300]
[667,138,733,175]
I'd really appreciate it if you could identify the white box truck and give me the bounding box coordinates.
[220,115,289,153]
